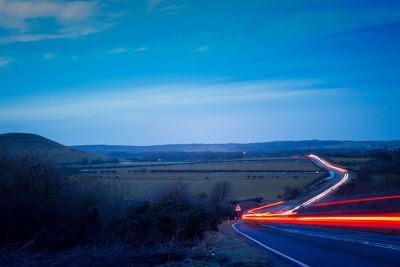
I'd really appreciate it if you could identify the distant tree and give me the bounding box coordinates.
[211,181,232,202]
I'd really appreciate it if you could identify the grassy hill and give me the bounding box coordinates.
[0,133,115,164]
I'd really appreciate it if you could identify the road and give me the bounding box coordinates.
[242,154,351,219]
[233,222,400,266]
[237,155,400,266]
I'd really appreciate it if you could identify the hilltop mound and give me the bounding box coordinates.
[0,133,115,164]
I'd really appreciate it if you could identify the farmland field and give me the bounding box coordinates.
[329,156,371,171]
[80,157,324,200]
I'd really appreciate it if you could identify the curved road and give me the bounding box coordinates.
[233,222,400,266]
[236,155,400,266]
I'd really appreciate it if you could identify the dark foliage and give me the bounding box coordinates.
[0,154,231,265]
[211,181,232,202]
[335,151,400,196]
[115,183,221,245]
[0,154,101,251]
[360,151,400,176]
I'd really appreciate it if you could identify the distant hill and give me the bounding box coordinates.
[72,140,400,160]
[0,133,116,164]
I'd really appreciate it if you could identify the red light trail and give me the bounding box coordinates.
[247,201,284,213]
[281,155,350,215]
[313,195,400,206]
[241,214,400,229]
[241,155,400,230]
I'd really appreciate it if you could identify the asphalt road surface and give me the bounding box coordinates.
[233,222,400,267]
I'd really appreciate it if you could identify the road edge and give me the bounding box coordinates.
[232,222,309,267]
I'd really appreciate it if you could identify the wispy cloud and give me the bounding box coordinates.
[158,5,185,15]
[133,47,147,52]
[147,0,184,14]
[0,80,346,121]
[108,47,147,54]
[43,54,56,60]
[108,47,128,54]
[147,0,163,12]
[0,56,13,67]
[0,0,117,43]
[195,46,209,52]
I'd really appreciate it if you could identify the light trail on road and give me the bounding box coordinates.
[280,154,350,215]
[242,212,298,218]
[247,201,284,213]
[241,213,400,229]
[312,195,400,206]
[240,154,400,230]
[282,173,350,214]
[237,154,400,266]
[306,154,347,173]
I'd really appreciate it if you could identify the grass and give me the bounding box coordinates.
[208,221,290,266]
[329,157,372,171]
[93,174,321,200]
[0,222,289,267]
[156,221,290,266]
[0,133,114,164]
[81,159,322,200]
[144,161,318,171]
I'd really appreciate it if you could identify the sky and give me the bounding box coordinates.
[0,0,399,145]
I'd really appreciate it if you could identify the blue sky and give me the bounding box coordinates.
[0,0,399,145]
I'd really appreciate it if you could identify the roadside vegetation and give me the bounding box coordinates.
[328,150,400,196]
[0,154,239,266]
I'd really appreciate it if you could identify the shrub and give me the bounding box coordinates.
[0,155,230,265]
[115,183,220,245]
[0,154,103,251]
[211,181,232,202]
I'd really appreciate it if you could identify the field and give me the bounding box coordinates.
[328,156,371,171]
[80,158,323,200]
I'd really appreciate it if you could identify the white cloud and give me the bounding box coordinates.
[108,47,147,53]
[0,0,116,43]
[0,80,347,121]
[147,0,184,14]
[1,34,62,43]
[157,5,185,15]
[133,47,147,52]
[147,0,163,12]
[43,53,56,59]
[108,47,128,54]
[195,46,209,52]
[0,56,13,67]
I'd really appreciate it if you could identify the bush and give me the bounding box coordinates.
[115,183,220,245]
[0,154,103,251]
[211,181,232,202]
[0,155,230,265]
